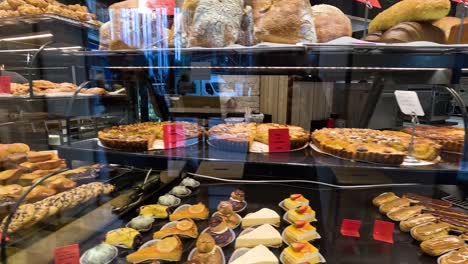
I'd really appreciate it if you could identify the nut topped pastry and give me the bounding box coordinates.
[213,201,241,229]
[190,233,223,264]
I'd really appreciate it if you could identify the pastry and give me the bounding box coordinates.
[157,194,179,207]
[81,243,117,264]
[0,169,22,185]
[205,216,234,247]
[282,241,320,264]
[401,126,464,153]
[368,0,450,33]
[169,203,209,221]
[153,219,198,239]
[36,176,76,192]
[284,220,318,244]
[420,235,465,256]
[433,17,468,44]
[105,228,142,249]
[438,217,468,233]
[27,151,54,163]
[20,159,65,171]
[228,189,247,212]
[364,22,446,43]
[126,236,183,263]
[230,244,278,264]
[235,224,282,248]
[379,198,411,214]
[387,205,425,221]
[180,177,200,188]
[170,186,191,197]
[98,122,202,151]
[139,204,169,219]
[0,203,36,233]
[311,4,352,43]
[287,206,316,223]
[213,201,241,229]
[400,214,438,232]
[283,194,309,210]
[439,246,468,264]
[403,193,452,208]
[24,185,56,202]
[0,184,23,199]
[422,205,468,221]
[190,233,223,264]
[6,143,30,154]
[373,192,399,207]
[411,222,451,241]
[127,216,155,231]
[242,208,280,228]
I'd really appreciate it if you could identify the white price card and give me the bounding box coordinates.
[394,90,425,116]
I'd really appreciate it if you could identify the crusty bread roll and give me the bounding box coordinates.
[253,0,317,44]
[311,4,352,43]
[433,17,468,44]
[380,22,445,43]
[368,0,451,33]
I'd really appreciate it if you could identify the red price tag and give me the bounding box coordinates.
[355,0,382,8]
[141,0,175,15]
[373,220,394,244]
[268,128,290,153]
[0,76,11,94]
[54,244,80,264]
[163,124,185,149]
[340,219,361,238]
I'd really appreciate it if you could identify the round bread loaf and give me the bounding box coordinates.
[311,4,352,43]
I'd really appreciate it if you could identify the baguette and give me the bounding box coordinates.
[368,0,451,33]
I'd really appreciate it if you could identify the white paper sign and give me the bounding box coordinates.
[394,90,425,116]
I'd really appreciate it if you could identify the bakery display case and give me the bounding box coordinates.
[0,0,467,263]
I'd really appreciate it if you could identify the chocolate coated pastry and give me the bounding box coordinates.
[403,193,452,208]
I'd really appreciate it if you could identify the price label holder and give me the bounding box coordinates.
[0,76,11,94]
[340,219,362,238]
[373,220,394,244]
[54,244,80,264]
[163,124,185,149]
[268,128,290,153]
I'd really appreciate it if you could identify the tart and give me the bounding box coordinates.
[283,194,309,210]
[169,203,209,221]
[311,128,441,165]
[98,122,202,151]
[242,208,280,228]
[401,126,464,153]
[126,236,183,263]
[153,219,198,239]
[282,241,320,264]
[139,204,169,219]
[190,233,223,264]
[287,206,316,223]
[235,224,282,249]
[284,220,318,244]
[230,245,278,264]
[105,228,142,249]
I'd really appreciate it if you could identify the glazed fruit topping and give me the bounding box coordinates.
[296,206,308,214]
[291,242,306,252]
[176,220,193,231]
[294,220,307,228]
[188,203,205,214]
[156,237,178,253]
[290,194,302,200]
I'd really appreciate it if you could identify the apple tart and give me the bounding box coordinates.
[401,126,464,153]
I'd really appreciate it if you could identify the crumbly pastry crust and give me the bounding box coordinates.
[401,126,464,153]
[98,122,202,151]
[208,122,309,152]
[311,128,441,165]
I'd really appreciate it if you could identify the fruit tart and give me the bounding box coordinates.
[282,194,309,210]
[189,233,223,264]
[153,219,198,239]
[126,236,183,263]
[287,206,316,223]
[139,204,169,219]
[283,220,318,244]
[213,201,241,229]
[282,241,320,264]
[170,203,209,221]
[204,216,234,247]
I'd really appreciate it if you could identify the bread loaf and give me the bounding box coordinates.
[368,0,451,33]
[253,0,317,44]
[379,22,445,43]
[433,17,468,44]
[311,4,352,43]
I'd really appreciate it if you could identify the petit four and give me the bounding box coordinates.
[242,208,280,228]
[283,194,309,210]
[411,222,451,241]
[105,228,142,249]
[139,204,169,219]
[170,186,191,197]
[153,219,198,239]
[228,189,247,212]
[387,205,424,221]
[126,236,183,263]
[400,214,438,232]
[235,224,282,248]
[287,206,316,223]
[372,192,399,207]
[157,194,179,207]
[190,233,223,264]
[213,201,241,229]
[284,220,318,243]
[80,243,117,264]
[170,203,209,221]
[230,245,279,264]
[181,177,200,188]
[127,215,155,231]
[439,246,468,264]
[205,216,234,247]
[420,235,465,256]
[379,198,411,214]
[282,241,320,264]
